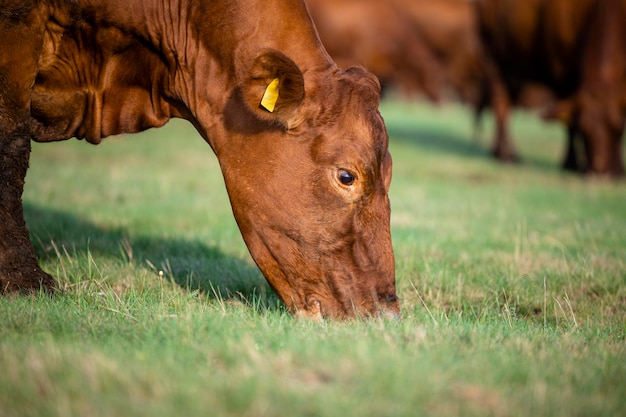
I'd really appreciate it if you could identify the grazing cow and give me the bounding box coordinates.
[476,0,626,176]
[0,0,400,320]
[307,0,503,151]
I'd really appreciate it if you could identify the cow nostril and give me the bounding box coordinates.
[385,294,398,303]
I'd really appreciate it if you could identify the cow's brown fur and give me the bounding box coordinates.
[0,0,399,319]
[393,0,488,107]
[477,0,626,176]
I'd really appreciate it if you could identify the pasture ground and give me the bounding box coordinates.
[1,101,625,417]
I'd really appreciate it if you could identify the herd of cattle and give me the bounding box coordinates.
[0,0,623,319]
[310,0,626,177]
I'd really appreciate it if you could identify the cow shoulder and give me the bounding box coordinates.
[30,9,175,143]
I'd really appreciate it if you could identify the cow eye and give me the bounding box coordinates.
[337,169,356,186]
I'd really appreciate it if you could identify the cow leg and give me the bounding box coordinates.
[608,126,625,177]
[608,111,625,176]
[577,96,625,178]
[577,115,607,177]
[578,124,626,178]
[583,119,625,178]
[562,123,587,173]
[0,125,56,294]
[0,11,56,293]
[489,75,519,162]
[588,119,625,178]
[562,124,578,172]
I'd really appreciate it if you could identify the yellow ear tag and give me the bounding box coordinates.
[260,78,280,112]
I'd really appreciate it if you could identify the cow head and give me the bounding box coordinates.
[15,0,396,318]
[214,50,398,320]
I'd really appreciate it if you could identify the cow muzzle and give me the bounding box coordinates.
[293,290,400,321]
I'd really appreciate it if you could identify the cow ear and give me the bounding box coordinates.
[242,50,305,127]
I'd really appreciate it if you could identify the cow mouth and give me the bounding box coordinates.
[292,269,400,321]
[314,254,400,320]
[284,247,400,320]
[236,224,398,320]
[379,294,401,320]
[295,295,401,321]
[295,299,324,321]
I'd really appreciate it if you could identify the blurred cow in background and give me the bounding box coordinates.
[476,0,626,177]
[308,0,493,108]
[307,0,444,101]
[309,0,625,176]
[307,0,546,163]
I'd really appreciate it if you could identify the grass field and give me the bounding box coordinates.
[1,100,625,417]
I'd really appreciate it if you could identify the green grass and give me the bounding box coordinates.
[1,100,625,417]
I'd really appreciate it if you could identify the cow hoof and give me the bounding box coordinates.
[0,267,58,295]
[492,148,521,163]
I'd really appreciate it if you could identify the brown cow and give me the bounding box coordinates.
[307,0,444,101]
[307,0,505,153]
[477,0,626,176]
[0,0,400,320]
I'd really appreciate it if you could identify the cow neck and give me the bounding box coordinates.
[71,0,336,148]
